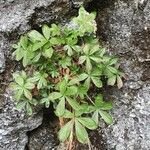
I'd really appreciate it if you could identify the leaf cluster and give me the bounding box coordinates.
[10,7,123,145]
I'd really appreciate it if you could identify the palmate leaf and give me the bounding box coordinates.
[73,7,96,35]
[30,72,48,89]
[92,95,113,125]
[11,71,35,101]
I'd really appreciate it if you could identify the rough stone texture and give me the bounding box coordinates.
[0,50,5,73]
[27,111,59,150]
[1,0,150,149]
[0,90,43,150]
[96,0,150,149]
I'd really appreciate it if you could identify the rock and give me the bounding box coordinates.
[0,90,43,150]
[27,113,59,150]
[0,50,5,73]
[96,0,150,149]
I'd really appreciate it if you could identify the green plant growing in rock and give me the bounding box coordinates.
[10,7,123,150]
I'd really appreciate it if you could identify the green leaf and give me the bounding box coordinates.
[59,79,67,95]
[109,57,118,65]
[32,40,47,51]
[40,97,50,108]
[73,7,96,35]
[100,102,113,110]
[59,57,71,68]
[77,117,97,130]
[64,45,73,56]
[50,24,61,36]
[16,101,26,110]
[24,89,32,100]
[91,77,102,88]
[29,99,38,106]
[58,120,73,142]
[42,25,51,40]
[78,73,88,81]
[68,77,79,86]
[95,94,103,107]
[15,76,24,86]
[75,120,89,144]
[49,92,62,101]
[20,36,28,50]
[86,57,92,72]
[63,110,74,118]
[55,98,65,117]
[24,82,35,89]
[90,56,102,63]
[13,47,24,61]
[89,44,99,55]
[92,110,99,125]
[84,77,91,89]
[66,97,79,110]
[83,44,90,55]
[28,30,45,41]
[65,86,78,96]
[107,75,116,86]
[15,89,24,100]
[108,66,118,74]
[91,68,102,76]
[26,102,33,115]
[99,110,113,125]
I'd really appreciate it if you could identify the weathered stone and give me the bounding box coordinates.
[0,50,5,73]
[96,0,150,149]
[0,90,43,150]
[28,115,59,150]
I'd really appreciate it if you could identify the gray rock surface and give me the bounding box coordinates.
[0,90,43,150]
[0,50,5,73]
[96,0,150,149]
[28,117,59,150]
[1,0,150,149]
